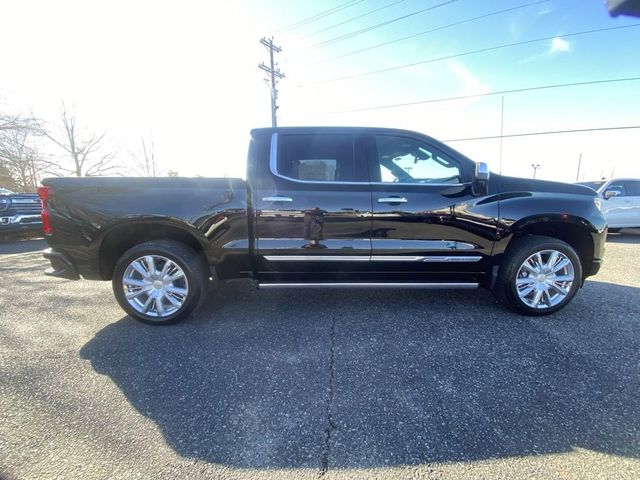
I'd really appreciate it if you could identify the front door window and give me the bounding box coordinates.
[374,136,461,184]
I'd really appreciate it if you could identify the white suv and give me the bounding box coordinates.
[577,179,640,231]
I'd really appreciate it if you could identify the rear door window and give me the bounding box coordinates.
[277,134,358,182]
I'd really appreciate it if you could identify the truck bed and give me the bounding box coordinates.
[41,176,250,280]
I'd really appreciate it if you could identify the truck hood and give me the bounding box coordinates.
[494,175,596,196]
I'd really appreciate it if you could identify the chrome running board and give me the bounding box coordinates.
[258,282,478,290]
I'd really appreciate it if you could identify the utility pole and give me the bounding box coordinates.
[499,96,504,174]
[575,152,582,181]
[531,163,541,179]
[259,37,285,128]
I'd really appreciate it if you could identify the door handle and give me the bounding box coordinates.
[262,196,293,203]
[378,196,408,204]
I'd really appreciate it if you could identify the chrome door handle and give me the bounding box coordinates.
[262,196,293,203]
[378,196,408,203]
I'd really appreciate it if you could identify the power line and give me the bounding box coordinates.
[328,76,640,113]
[304,0,406,38]
[311,0,459,49]
[303,23,640,86]
[278,0,366,33]
[279,0,363,32]
[314,0,549,64]
[443,125,640,143]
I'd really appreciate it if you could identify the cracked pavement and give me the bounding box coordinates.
[1,232,640,479]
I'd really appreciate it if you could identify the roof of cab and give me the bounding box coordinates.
[251,126,428,136]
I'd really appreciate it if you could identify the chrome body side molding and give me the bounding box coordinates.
[263,255,370,262]
[264,255,482,262]
[370,255,482,262]
[258,282,479,289]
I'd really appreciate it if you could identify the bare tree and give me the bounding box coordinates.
[0,166,15,190]
[44,103,118,177]
[0,113,38,133]
[131,137,161,177]
[0,127,44,191]
[0,113,45,191]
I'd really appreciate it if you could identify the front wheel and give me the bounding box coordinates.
[495,235,582,316]
[112,240,208,325]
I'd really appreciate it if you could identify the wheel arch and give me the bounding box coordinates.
[502,215,595,280]
[97,218,209,280]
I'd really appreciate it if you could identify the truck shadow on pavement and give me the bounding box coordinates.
[80,279,640,470]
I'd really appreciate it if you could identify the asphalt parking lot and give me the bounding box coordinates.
[1,232,639,480]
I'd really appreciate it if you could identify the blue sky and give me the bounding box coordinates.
[1,0,638,181]
[258,0,640,180]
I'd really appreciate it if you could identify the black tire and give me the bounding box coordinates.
[494,235,582,316]
[112,240,208,325]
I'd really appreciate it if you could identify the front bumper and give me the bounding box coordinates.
[0,214,42,234]
[43,248,80,280]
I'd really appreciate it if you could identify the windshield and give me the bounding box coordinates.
[576,181,606,191]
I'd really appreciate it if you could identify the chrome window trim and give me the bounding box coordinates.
[269,133,467,188]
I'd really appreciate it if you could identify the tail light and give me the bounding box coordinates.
[37,186,54,234]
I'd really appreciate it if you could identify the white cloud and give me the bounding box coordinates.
[550,37,571,54]
[447,61,490,97]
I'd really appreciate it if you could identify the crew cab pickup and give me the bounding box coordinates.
[40,127,606,324]
[0,188,43,240]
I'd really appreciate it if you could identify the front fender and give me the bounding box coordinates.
[493,191,606,257]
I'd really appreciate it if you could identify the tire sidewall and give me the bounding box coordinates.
[501,237,583,315]
[112,243,204,325]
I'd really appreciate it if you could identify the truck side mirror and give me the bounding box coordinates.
[472,162,490,196]
[603,189,620,200]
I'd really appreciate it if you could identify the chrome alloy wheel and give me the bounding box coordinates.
[515,249,575,310]
[122,255,189,318]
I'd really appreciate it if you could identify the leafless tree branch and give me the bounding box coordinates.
[42,102,119,177]
[131,137,161,177]
[0,114,46,191]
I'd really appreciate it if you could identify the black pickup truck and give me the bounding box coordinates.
[39,127,606,324]
[0,188,43,240]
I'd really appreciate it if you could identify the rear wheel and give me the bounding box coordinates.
[112,240,208,325]
[495,235,582,316]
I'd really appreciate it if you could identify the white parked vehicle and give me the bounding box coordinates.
[577,179,640,231]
